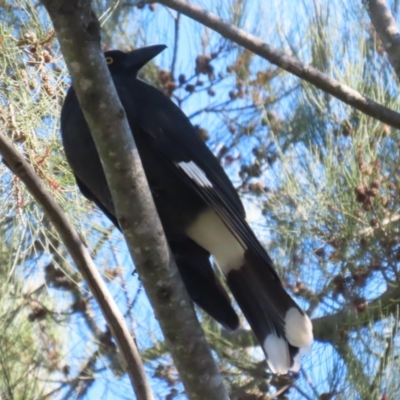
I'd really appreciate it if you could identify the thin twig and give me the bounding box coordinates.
[369,323,397,393]
[156,0,400,129]
[334,341,372,400]
[170,11,180,79]
[291,384,313,400]
[0,131,153,400]
[359,214,400,236]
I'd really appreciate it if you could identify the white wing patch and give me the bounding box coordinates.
[187,209,245,272]
[177,161,212,188]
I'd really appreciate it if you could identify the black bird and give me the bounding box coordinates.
[61,45,313,374]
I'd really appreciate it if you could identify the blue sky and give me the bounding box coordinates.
[4,0,399,398]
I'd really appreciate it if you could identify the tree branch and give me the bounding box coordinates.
[313,283,400,343]
[219,282,400,349]
[334,341,372,400]
[0,131,153,400]
[156,0,400,129]
[40,1,229,399]
[363,0,400,80]
[170,11,180,79]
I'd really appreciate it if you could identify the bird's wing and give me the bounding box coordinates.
[135,87,314,375]
[136,84,280,282]
[169,236,239,330]
[75,175,120,229]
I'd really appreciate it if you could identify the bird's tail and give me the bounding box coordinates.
[226,249,313,374]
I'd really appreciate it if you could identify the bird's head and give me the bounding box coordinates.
[104,45,167,76]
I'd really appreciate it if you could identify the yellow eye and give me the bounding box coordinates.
[105,57,114,65]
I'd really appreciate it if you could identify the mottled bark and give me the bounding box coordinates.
[40,1,229,399]
[363,0,400,80]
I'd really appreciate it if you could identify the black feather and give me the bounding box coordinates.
[61,46,312,374]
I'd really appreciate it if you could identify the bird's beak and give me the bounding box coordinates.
[124,45,167,71]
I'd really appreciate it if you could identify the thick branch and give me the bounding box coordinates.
[40,1,229,399]
[364,0,400,80]
[313,283,400,342]
[219,283,400,347]
[0,131,153,400]
[157,0,400,129]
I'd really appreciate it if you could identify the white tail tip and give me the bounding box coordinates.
[264,334,291,375]
[285,307,313,350]
[263,308,313,374]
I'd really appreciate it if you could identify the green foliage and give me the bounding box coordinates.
[1,0,400,399]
